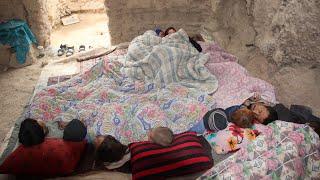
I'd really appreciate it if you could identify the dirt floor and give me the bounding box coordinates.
[51,13,110,51]
[0,13,111,142]
[0,62,42,141]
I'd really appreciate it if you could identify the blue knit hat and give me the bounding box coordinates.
[155,28,162,36]
[203,108,229,132]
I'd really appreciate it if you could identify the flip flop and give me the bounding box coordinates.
[57,49,65,56]
[79,45,85,52]
[57,44,67,56]
[66,46,74,57]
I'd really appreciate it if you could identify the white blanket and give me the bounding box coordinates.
[122,29,219,94]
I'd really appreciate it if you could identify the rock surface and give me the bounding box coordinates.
[206,0,320,115]
[106,0,213,44]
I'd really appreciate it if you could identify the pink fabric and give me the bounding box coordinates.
[201,42,276,108]
[203,123,259,154]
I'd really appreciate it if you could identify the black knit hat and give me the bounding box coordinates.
[203,108,228,132]
[19,118,45,146]
[63,119,87,142]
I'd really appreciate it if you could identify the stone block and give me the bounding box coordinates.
[154,10,189,25]
[106,0,126,10]
[123,12,156,26]
[127,0,154,9]
[166,0,189,8]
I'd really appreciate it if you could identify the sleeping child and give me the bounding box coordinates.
[147,127,174,146]
[94,127,173,171]
[203,108,259,154]
[226,93,320,135]
[189,107,260,154]
[189,106,256,134]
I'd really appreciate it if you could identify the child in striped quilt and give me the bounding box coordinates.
[94,127,174,171]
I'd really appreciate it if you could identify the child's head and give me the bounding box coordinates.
[230,108,255,128]
[63,119,87,142]
[308,122,320,135]
[18,118,48,146]
[148,127,174,146]
[165,27,177,36]
[95,135,128,163]
[250,103,278,125]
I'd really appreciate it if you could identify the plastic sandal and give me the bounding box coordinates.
[66,46,74,57]
[57,44,67,56]
[57,49,65,56]
[79,45,85,52]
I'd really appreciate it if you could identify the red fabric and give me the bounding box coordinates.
[135,157,210,179]
[0,138,86,176]
[131,142,202,162]
[129,132,213,180]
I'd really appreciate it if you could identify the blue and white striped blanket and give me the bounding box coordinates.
[122,29,218,94]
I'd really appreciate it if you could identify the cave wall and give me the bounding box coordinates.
[106,0,213,44]
[250,0,320,67]
[0,0,51,47]
[0,0,49,68]
[207,0,320,67]
[0,0,26,21]
[206,0,320,114]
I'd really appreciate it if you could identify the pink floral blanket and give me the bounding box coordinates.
[201,42,276,108]
[198,121,320,179]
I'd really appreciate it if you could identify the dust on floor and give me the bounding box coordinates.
[51,13,111,51]
[0,62,42,141]
[0,13,111,142]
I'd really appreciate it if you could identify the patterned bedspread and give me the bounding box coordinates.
[201,42,276,109]
[0,32,280,166]
[198,121,320,179]
[26,50,216,144]
[24,37,277,145]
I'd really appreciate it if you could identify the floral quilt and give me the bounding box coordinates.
[26,57,216,144]
[198,121,320,179]
[24,40,277,145]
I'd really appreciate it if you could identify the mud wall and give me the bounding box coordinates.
[206,0,320,114]
[106,0,213,44]
[0,0,49,68]
[0,0,26,21]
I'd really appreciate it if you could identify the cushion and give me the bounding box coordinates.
[204,123,259,154]
[0,138,86,176]
[129,131,213,180]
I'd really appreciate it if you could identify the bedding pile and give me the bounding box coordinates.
[25,29,220,144]
[198,121,320,179]
[201,42,276,109]
[123,29,218,94]
[1,29,281,170]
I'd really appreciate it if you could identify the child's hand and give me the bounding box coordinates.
[58,121,68,130]
[251,92,261,101]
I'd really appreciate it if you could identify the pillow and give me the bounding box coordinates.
[204,123,259,154]
[129,131,213,180]
[0,138,86,176]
